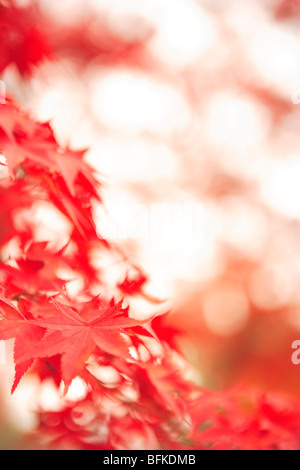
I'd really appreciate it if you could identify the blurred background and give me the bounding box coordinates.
[1,0,300,447]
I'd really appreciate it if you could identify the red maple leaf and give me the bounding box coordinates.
[0,297,152,392]
[0,1,52,76]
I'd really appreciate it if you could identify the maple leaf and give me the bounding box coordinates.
[0,100,100,207]
[0,260,65,297]
[11,299,150,391]
[118,268,148,296]
[51,148,100,198]
[0,98,38,141]
[0,2,51,76]
[0,180,33,245]
[0,295,45,392]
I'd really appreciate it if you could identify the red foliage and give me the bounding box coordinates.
[0,0,152,76]
[189,388,300,450]
[0,0,51,76]
[0,91,196,449]
[1,0,300,451]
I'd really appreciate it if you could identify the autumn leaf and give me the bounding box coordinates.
[0,299,46,392]
[6,299,149,391]
[0,2,51,76]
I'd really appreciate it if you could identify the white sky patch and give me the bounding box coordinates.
[218,198,269,258]
[248,25,300,92]
[260,155,300,219]
[91,0,217,67]
[149,1,217,67]
[38,380,63,412]
[64,377,89,402]
[27,202,72,248]
[90,0,217,67]
[86,138,178,182]
[33,76,87,147]
[206,91,270,149]
[9,376,40,431]
[92,70,191,134]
